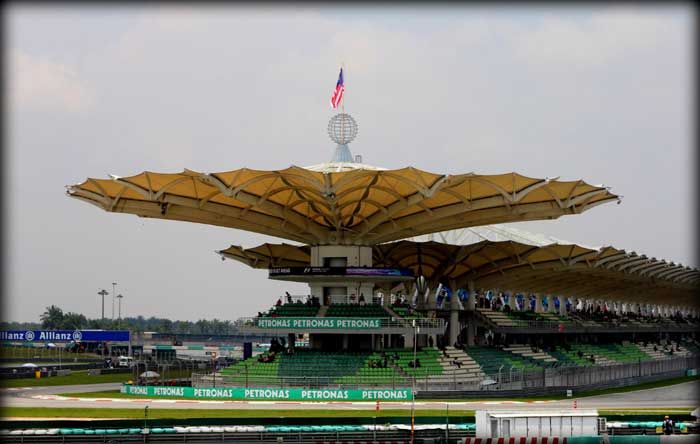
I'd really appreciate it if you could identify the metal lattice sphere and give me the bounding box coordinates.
[327,113,358,145]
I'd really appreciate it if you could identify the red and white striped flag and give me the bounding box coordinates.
[330,68,344,108]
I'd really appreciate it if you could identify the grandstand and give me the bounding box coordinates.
[68,114,699,394]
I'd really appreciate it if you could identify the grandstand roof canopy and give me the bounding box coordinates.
[219,225,699,306]
[67,166,619,245]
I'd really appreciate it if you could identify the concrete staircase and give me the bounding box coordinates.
[477,308,518,327]
[636,341,690,359]
[502,344,558,364]
[316,306,328,317]
[425,346,485,385]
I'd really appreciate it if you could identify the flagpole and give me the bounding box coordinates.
[340,62,345,146]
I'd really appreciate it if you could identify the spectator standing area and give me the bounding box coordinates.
[67,113,699,395]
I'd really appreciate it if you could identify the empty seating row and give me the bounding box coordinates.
[261,304,320,318]
[326,303,390,318]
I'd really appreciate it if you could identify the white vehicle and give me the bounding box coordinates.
[118,356,134,368]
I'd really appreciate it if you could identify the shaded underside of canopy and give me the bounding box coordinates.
[67,166,620,245]
[218,236,699,306]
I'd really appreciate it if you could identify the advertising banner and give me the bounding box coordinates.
[269,267,412,278]
[121,384,411,401]
[255,317,382,329]
[0,330,130,342]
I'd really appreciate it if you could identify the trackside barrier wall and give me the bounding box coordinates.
[461,439,571,444]
[121,384,412,401]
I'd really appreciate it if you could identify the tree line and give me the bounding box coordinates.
[1,305,240,335]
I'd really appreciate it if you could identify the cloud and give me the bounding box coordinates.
[9,49,94,112]
[513,8,680,69]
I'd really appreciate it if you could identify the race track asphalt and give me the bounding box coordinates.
[2,381,698,413]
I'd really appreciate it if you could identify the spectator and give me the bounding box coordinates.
[276,298,282,306]
[286,292,292,304]
[452,358,462,369]
[662,416,674,435]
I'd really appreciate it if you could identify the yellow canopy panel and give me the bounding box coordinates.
[67,166,620,245]
[218,240,698,306]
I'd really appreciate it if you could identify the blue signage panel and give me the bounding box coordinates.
[269,267,413,277]
[0,330,130,342]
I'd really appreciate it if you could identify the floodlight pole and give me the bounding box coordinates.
[117,294,124,325]
[112,282,117,321]
[98,289,108,320]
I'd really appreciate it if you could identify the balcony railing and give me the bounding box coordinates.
[237,317,446,331]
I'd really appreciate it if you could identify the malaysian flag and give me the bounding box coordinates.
[330,68,345,108]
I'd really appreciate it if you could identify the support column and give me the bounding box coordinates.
[466,280,476,346]
[449,280,460,347]
[405,332,414,348]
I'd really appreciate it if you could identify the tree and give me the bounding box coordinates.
[61,312,87,330]
[40,305,64,329]
[196,319,210,334]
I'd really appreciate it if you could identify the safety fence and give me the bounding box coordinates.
[478,317,698,334]
[421,355,699,392]
[193,355,699,393]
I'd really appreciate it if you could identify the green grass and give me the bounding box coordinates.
[1,371,132,388]
[0,348,101,360]
[0,369,193,388]
[0,407,475,419]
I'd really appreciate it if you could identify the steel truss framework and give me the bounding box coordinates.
[67,167,619,245]
[218,240,699,306]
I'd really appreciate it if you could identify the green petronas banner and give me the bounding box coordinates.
[255,317,382,329]
[121,385,411,401]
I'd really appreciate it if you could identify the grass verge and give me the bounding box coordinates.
[1,369,193,388]
[1,372,131,388]
[0,407,474,419]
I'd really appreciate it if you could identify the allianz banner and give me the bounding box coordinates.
[0,330,130,342]
[121,385,410,401]
[255,317,382,329]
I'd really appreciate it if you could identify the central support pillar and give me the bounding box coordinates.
[449,279,460,347]
[466,280,476,346]
[534,294,543,313]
